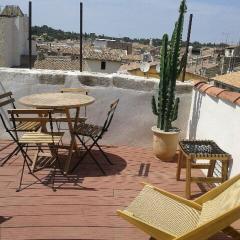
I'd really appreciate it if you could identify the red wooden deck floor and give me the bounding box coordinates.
[0,140,238,240]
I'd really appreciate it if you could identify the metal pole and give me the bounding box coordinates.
[182,13,193,82]
[80,2,83,72]
[28,1,32,69]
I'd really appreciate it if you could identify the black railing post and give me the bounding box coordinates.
[80,2,83,72]
[28,1,32,69]
[182,13,193,82]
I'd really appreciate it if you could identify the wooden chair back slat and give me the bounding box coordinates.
[0,98,15,108]
[0,92,13,99]
[9,117,50,123]
[103,99,119,132]
[8,109,53,114]
[60,88,88,95]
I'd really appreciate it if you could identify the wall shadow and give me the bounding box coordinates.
[188,91,203,139]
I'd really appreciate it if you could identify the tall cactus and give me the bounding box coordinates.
[152,0,187,132]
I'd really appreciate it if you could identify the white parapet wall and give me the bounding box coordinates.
[0,68,193,147]
[187,83,240,177]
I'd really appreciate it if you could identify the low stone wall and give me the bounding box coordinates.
[0,68,193,147]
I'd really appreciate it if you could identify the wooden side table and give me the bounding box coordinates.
[177,140,231,199]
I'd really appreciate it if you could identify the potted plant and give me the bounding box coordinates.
[151,0,187,161]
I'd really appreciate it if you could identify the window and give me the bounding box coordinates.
[101,61,106,70]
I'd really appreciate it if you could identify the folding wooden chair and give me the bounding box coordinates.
[0,92,41,166]
[117,174,240,240]
[55,87,89,131]
[71,99,119,175]
[8,109,64,192]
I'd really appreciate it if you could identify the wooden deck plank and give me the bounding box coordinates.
[0,141,238,240]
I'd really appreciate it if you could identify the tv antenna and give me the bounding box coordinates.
[140,62,150,75]
[156,63,160,73]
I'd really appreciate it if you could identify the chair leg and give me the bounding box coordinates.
[87,150,106,175]
[71,135,106,175]
[15,146,21,155]
[79,137,106,175]
[1,145,20,166]
[16,155,27,192]
[176,150,182,181]
[17,146,48,191]
[94,140,113,165]
[51,161,57,192]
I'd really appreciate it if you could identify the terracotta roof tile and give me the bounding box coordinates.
[34,58,81,71]
[198,84,213,93]
[38,45,125,62]
[205,87,226,97]
[234,98,240,106]
[195,82,206,90]
[218,91,240,103]
[195,82,240,105]
[193,80,207,87]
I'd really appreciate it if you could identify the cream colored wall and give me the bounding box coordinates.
[0,16,28,67]
[0,68,193,147]
[0,18,14,67]
[85,59,121,74]
[187,89,240,177]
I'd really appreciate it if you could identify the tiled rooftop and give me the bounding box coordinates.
[0,140,239,239]
[194,80,240,105]
[34,58,82,71]
[38,45,126,62]
[213,71,240,89]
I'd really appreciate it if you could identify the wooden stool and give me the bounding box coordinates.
[177,140,231,199]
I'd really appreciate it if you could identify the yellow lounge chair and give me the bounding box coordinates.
[117,174,240,240]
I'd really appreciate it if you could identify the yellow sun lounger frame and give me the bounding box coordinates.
[117,174,240,240]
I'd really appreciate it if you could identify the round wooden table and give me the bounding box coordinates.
[19,92,95,109]
[19,92,95,172]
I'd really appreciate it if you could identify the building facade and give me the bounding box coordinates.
[0,6,29,67]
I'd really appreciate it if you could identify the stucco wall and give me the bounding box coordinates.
[85,59,121,74]
[0,16,28,67]
[0,68,193,147]
[187,88,240,177]
[0,18,13,67]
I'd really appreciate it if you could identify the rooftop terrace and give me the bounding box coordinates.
[0,141,239,240]
[0,68,240,239]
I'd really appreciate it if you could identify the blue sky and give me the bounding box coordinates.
[1,0,240,43]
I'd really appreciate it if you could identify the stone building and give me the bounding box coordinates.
[0,5,29,67]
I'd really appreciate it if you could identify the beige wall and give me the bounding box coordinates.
[85,59,121,74]
[0,16,28,67]
[0,68,193,147]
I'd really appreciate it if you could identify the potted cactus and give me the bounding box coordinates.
[151,0,187,161]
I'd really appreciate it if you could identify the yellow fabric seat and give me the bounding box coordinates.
[198,179,240,226]
[126,185,200,237]
[118,174,240,240]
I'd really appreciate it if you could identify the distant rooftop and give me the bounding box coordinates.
[0,5,24,17]
[38,45,125,62]
[213,71,240,90]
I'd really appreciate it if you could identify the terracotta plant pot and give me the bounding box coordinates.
[152,126,180,161]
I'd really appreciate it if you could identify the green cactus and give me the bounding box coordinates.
[152,0,187,132]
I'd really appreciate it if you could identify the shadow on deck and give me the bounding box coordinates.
[0,140,238,240]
